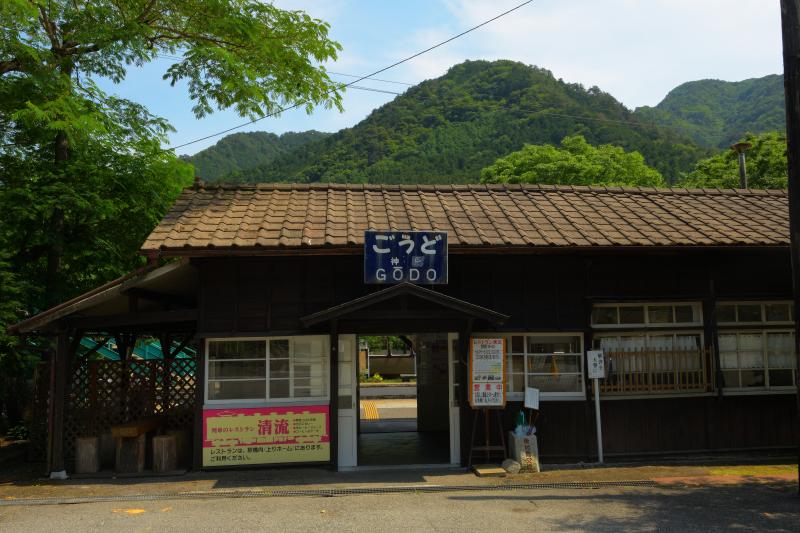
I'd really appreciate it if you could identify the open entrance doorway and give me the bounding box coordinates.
[357,333,451,466]
[353,333,458,467]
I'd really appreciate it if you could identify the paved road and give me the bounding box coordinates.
[1,484,797,532]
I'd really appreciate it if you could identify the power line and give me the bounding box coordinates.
[327,71,413,86]
[165,0,536,152]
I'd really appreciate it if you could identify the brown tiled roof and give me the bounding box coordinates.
[141,183,789,255]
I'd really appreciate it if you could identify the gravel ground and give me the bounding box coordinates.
[0,483,798,532]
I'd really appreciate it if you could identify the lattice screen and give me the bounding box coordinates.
[63,357,197,463]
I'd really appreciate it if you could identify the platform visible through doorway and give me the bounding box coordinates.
[357,334,453,466]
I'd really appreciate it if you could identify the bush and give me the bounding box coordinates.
[6,424,29,441]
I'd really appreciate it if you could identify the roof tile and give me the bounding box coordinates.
[140,184,791,253]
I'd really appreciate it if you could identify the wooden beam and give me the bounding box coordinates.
[124,287,194,309]
[66,309,197,330]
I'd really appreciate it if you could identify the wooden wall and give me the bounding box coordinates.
[195,248,798,460]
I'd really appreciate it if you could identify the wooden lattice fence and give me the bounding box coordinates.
[63,358,197,464]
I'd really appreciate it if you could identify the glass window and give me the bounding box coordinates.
[207,340,266,401]
[591,307,618,325]
[619,306,645,324]
[765,303,791,323]
[717,305,736,323]
[502,334,583,399]
[206,336,329,403]
[737,304,762,323]
[648,306,673,324]
[591,303,702,328]
[592,332,707,394]
[717,301,793,325]
[717,330,796,390]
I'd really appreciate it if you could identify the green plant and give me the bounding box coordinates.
[6,423,29,441]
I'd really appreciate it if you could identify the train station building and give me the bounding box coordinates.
[12,182,799,476]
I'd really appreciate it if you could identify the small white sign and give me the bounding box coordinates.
[524,387,540,410]
[587,350,606,379]
[469,338,506,408]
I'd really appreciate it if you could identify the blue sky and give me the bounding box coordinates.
[97,0,783,155]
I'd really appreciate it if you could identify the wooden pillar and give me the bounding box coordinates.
[49,330,71,477]
[192,337,206,470]
[329,320,339,470]
[704,274,723,397]
[458,319,473,467]
[780,0,800,491]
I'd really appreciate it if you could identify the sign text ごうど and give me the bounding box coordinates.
[364,230,448,285]
[202,406,329,467]
[469,337,506,408]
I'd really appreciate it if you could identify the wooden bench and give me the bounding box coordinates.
[401,373,416,382]
[111,417,164,473]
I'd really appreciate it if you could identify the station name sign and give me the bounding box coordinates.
[364,230,448,285]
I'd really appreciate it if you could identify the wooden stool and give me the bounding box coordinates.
[75,436,100,474]
[111,418,163,473]
[166,429,189,467]
[153,435,177,473]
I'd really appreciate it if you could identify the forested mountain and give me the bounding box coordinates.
[217,60,706,184]
[634,75,785,148]
[181,130,330,181]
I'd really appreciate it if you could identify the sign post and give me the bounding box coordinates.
[467,338,507,466]
[586,350,606,464]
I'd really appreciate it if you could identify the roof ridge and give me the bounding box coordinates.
[197,182,788,196]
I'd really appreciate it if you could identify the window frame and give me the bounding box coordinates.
[590,302,704,329]
[717,328,796,392]
[204,336,330,407]
[716,300,794,327]
[591,330,706,351]
[477,332,585,402]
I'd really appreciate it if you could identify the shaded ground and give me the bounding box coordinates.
[0,460,796,502]
[0,483,798,532]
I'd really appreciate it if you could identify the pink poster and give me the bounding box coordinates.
[202,405,330,466]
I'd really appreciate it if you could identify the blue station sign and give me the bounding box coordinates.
[364,230,448,285]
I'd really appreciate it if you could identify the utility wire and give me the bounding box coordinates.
[165,0,536,152]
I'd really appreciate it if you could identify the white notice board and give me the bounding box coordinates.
[469,337,506,408]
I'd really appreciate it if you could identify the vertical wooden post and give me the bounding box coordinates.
[329,320,339,470]
[780,0,800,492]
[192,337,206,470]
[49,330,71,477]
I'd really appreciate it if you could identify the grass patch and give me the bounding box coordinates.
[708,465,797,477]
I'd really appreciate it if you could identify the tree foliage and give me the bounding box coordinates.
[183,130,331,182]
[480,135,665,186]
[225,60,706,185]
[0,0,343,428]
[679,132,787,189]
[634,75,785,148]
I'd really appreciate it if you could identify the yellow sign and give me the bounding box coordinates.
[202,406,330,467]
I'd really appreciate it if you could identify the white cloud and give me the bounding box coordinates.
[396,0,782,108]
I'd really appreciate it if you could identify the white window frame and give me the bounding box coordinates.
[591,330,706,351]
[204,336,330,407]
[591,302,704,329]
[717,328,796,393]
[716,300,794,327]
[477,332,585,402]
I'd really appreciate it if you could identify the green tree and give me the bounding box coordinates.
[0,0,343,428]
[480,134,665,186]
[1,0,343,302]
[680,132,787,189]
